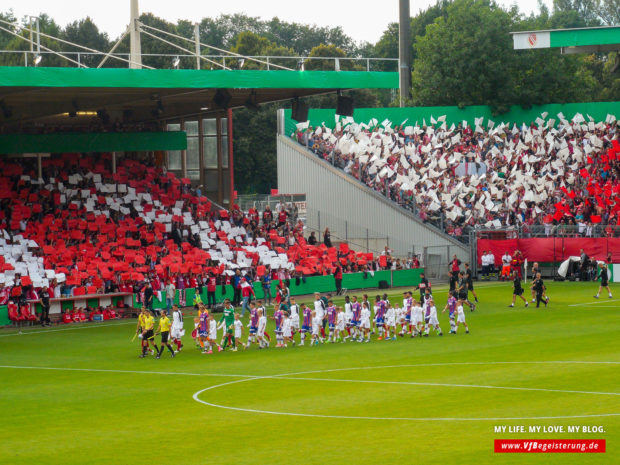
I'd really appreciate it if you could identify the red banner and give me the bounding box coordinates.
[494,439,605,453]
[478,238,620,264]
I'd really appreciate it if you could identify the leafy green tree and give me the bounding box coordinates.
[305,44,351,71]
[61,17,110,68]
[598,0,620,24]
[552,0,602,26]
[230,31,272,69]
[412,0,516,110]
[232,104,279,194]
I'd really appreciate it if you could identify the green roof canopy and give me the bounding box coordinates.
[0,67,398,130]
[0,67,398,89]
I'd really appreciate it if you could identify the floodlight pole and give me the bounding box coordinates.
[399,0,412,107]
[129,0,142,68]
[194,23,201,70]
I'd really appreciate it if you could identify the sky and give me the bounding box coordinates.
[6,0,554,45]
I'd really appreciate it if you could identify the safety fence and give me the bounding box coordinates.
[133,268,424,310]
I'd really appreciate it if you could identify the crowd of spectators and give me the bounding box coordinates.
[295,112,620,240]
[0,153,408,309]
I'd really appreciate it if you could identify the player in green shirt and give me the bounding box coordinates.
[219,299,237,351]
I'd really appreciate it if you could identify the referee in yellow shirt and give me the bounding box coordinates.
[155,310,176,359]
[139,309,156,358]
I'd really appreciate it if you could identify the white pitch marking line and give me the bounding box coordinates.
[2,360,618,379]
[568,299,620,307]
[192,361,620,421]
[268,376,620,397]
[578,305,620,308]
[0,321,135,338]
[2,360,619,379]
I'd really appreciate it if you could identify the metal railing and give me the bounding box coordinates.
[0,50,398,71]
[236,193,307,213]
[475,224,620,239]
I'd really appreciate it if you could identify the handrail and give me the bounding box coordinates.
[0,50,398,70]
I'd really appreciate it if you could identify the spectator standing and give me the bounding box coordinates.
[308,232,317,245]
[144,281,154,312]
[232,270,242,307]
[165,280,176,312]
[324,228,332,248]
[39,286,51,326]
[450,254,461,275]
[206,273,217,309]
[240,278,255,317]
[262,273,272,305]
[334,264,343,295]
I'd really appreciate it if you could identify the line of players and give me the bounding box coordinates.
[185,290,470,354]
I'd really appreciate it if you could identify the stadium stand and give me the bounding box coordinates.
[294,113,620,240]
[0,153,405,315]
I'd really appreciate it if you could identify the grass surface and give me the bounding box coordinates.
[1,280,618,464]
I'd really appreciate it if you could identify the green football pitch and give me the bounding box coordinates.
[1,280,618,464]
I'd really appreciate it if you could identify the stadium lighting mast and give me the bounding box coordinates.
[129,0,142,68]
[399,0,412,107]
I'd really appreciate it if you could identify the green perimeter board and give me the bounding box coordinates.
[0,131,187,154]
[284,102,620,136]
[0,305,9,325]
[0,67,398,90]
[133,269,423,310]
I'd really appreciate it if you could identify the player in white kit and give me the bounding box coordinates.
[335,307,345,343]
[359,302,371,342]
[343,296,353,339]
[385,304,397,340]
[455,299,470,334]
[411,299,424,337]
[257,309,269,349]
[311,311,321,346]
[170,305,185,352]
[313,293,326,342]
[282,313,294,347]
[289,297,300,335]
[423,298,442,337]
[232,313,243,351]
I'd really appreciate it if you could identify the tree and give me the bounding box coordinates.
[305,44,350,71]
[552,0,602,26]
[61,17,110,68]
[115,13,187,69]
[598,0,620,24]
[232,104,279,194]
[412,0,517,110]
[230,31,273,69]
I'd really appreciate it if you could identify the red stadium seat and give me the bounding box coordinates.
[8,303,24,323]
[20,306,37,323]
